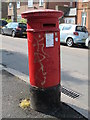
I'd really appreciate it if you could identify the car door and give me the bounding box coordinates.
[82,26,88,39]
[3,25,8,34]
[18,23,26,34]
[22,23,27,34]
[4,23,12,35]
[60,25,72,43]
[7,23,14,35]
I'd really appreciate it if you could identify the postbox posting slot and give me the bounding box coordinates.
[43,24,56,27]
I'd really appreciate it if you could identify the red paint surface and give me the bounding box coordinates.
[21,9,63,88]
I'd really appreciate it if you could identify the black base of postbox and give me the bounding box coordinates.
[30,84,61,112]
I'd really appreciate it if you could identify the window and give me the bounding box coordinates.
[9,2,12,9]
[11,23,18,28]
[17,15,21,22]
[17,1,20,9]
[70,2,72,7]
[64,18,75,24]
[63,26,72,30]
[39,0,44,6]
[76,26,88,32]
[28,0,33,7]
[81,12,87,26]
[82,0,88,2]
[82,26,88,32]
[6,23,12,28]
[76,26,82,32]
[19,23,27,28]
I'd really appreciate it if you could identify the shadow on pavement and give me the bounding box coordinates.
[61,70,87,85]
[26,102,88,119]
[1,49,29,75]
[67,103,89,120]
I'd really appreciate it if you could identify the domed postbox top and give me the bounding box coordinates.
[21,9,64,19]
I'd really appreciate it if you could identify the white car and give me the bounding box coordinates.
[59,23,88,47]
[85,36,90,49]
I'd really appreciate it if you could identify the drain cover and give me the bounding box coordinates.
[61,86,80,99]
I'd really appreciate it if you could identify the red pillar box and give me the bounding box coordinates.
[21,9,63,111]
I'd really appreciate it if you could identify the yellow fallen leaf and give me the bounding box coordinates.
[19,99,30,109]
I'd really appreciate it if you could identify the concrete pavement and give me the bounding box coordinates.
[1,67,87,119]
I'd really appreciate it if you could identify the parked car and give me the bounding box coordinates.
[0,19,8,33]
[59,23,88,47]
[85,36,90,49]
[1,22,27,37]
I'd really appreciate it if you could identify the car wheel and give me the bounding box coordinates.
[88,41,90,49]
[12,31,16,37]
[1,29,4,35]
[66,38,73,47]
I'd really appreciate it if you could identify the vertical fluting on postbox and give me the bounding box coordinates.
[21,9,63,111]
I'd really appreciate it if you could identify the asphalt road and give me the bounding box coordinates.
[0,34,89,118]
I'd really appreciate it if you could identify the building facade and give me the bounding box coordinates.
[77,1,90,32]
[8,1,77,23]
[8,1,45,21]
[47,2,77,24]
[1,2,8,19]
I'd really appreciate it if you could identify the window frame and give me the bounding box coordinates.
[28,0,33,8]
[9,2,12,10]
[82,0,88,2]
[81,12,87,26]
[17,1,20,9]
[39,0,44,7]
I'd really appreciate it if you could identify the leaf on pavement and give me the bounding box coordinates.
[19,99,30,109]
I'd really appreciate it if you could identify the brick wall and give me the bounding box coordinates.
[8,2,45,17]
[46,2,76,9]
[77,1,90,33]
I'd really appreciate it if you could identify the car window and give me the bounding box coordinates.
[0,20,1,26]
[82,26,88,32]
[76,26,82,32]
[23,24,27,28]
[11,23,18,28]
[18,23,27,28]
[6,23,12,28]
[76,26,88,32]
[62,25,72,30]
